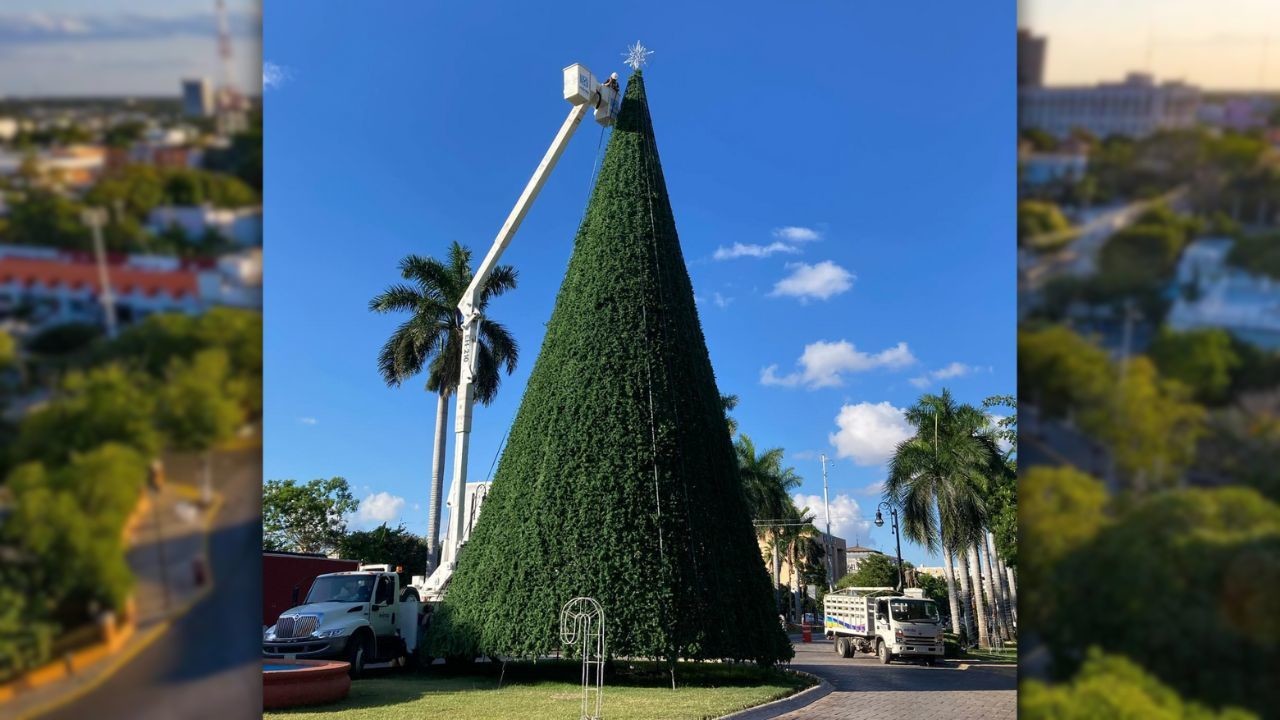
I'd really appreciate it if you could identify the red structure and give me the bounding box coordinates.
[262,552,358,627]
[262,660,351,710]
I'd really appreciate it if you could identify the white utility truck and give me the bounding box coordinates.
[263,565,427,677]
[824,587,943,665]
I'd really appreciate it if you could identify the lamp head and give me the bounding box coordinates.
[874,510,884,528]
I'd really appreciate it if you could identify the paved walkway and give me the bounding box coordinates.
[774,637,1016,720]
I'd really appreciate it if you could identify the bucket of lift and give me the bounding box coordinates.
[562,63,619,126]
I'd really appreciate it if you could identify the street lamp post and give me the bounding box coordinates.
[820,453,834,591]
[874,501,904,592]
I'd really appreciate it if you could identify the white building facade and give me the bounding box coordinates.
[1020,73,1201,139]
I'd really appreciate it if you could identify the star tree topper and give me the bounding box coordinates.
[623,41,653,71]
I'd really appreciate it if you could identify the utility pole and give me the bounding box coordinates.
[820,453,834,591]
[81,207,118,339]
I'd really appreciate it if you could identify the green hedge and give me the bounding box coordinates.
[431,71,790,667]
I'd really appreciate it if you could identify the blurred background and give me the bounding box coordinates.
[0,2,262,719]
[1018,0,1280,717]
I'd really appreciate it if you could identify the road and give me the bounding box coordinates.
[38,446,263,720]
[776,637,1016,720]
[1019,187,1189,316]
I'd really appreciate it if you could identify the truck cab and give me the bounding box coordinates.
[825,587,943,665]
[263,564,426,677]
[871,593,943,663]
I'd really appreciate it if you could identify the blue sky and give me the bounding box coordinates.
[0,1,259,96]
[264,1,1015,567]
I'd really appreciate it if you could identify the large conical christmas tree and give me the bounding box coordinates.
[432,71,791,666]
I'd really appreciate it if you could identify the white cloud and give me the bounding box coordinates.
[829,401,913,466]
[773,226,822,242]
[908,361,978,388]
[857,481,884,496]
[761,340,916,389]
[792,493,870,541]
[713,292,733,308]
[0,11,257,43]
[263,61,291,90]
[713,241,800,260]
[353,492,406,527]
[298,416,318,426]
[770,261,854,301]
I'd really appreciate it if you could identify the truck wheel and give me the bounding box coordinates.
[832,637,843,655]
[841,638,855,659]
[877,639,892,665]
[346,632,371,678]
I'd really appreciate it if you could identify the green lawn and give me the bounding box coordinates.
[965,646,1018,663]
[265,661,810,720]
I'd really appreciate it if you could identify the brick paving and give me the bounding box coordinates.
[774,637,1016,720]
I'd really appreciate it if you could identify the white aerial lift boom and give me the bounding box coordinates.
[415,64,620,602]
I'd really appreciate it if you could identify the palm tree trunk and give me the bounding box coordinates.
[1005,565,1018,623]
[980,537,1007,642]
[941,549,961,636]
[968,544,989,648]
[985,531,1013,639]
[953,548,974,645]
[425,392,449,574]
[978,535,1002,641]
[995,552,1015,629]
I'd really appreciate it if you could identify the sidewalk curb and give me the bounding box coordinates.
[716,670,832,720]
[12,491,224,720]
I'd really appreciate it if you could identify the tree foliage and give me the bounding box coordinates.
[1147,327,1240,405]
[155,348,244,452]
[337,524,429,588]
[3,443,147,621]
[369,242,519,401]
[10,364,159,467]
[2,190,89,249]
[1018,200,1072,242]
[263,477,359,555]
[99,308,262,417]
[1018,466,1109,633]
[1020,326,1205,491]
[734,433,800,528]
[836,552,903,589]
[432,72,791,667]
[886,390,999,555]
[1043,487,1280,716]
[1021,649,1256,720]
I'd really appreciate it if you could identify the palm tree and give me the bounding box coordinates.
[721,394,740,436]
[735,434,801,612]
[885,389,1000,646]
[735,434,801,524]
[776,503,823,623]
[369,242,518,573]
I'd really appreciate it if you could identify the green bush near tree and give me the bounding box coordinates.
[431,72,790,668]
